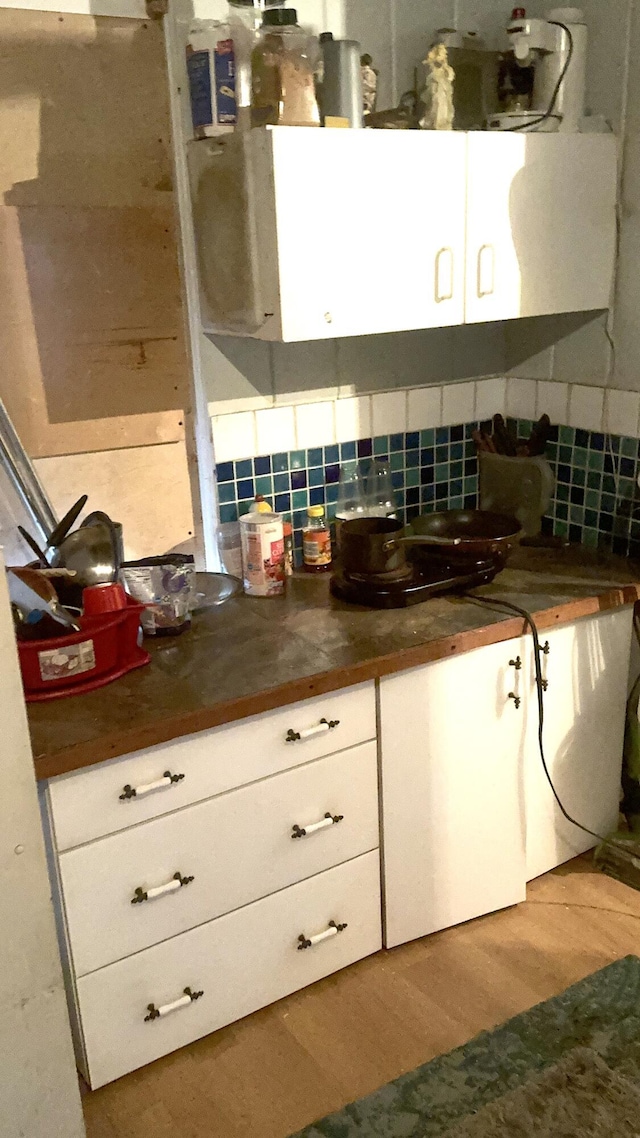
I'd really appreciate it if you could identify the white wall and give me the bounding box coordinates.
[0,557,85,1138]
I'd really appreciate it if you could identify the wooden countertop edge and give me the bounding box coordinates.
[31,583,640,782]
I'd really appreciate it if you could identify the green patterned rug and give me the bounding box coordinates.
[293,956,640,1137]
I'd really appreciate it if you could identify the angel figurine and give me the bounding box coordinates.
[420,42,455,130]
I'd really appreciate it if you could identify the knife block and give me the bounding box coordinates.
[478,453,555,537]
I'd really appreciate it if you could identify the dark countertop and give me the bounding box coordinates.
[28,546,640,781]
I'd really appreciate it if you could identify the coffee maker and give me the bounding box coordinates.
[490,6,588,132]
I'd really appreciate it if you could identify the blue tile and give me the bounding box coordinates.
[390,433,404,452]
[235,459,253,480]
[575,428,589,448]
[421,448,435,466]
[309,486,325,506]
[421,484,435,505]
[308,466,324,487]
[464,458,476,476]
[307,447,323,468]
[450,479,463,497]
[557,464,571,484]
[254,455,271,476]
[218,482,236,504]
[290,450,306,470]
[435,483,448,501]
[406,504,420,522]
[237,478,255,500]
[406,486,420,506]
[293,510,307,529]
[436,427,449,445]
[406,449,419,468]
[621,457,635,479]
[450,442,464,461]
[357,438,373,458]
[590,432,605,452]
[272,452,289,473]
[326,483,339,504]
[391,471,403,490]
[291,469,307,491]
[450,461,463,480]
[219,503,238,523]
[324,444,339,464]
[340,441,356,461]
[325,464,340,484]
[274,493,291,513]
[274,472,290,493]
[216,461,234,483]
[405,431,419,449]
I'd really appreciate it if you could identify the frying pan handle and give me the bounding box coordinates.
[398,534,463,548]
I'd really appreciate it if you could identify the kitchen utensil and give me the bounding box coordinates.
[526,414,551,456]
[46,495,88,552]
[406,510,522,562]
[192,571,243,610]
[17,525,48,567]
[83,582,128,616]
[8,567,81,632]
[51,510,121,603]
[492,413,518,457]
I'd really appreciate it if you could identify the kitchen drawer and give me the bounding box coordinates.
[48,682,376,850]
[61,742,379,976]
[77,850,381,1088]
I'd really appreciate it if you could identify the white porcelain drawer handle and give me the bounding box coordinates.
[119,770,185,801]
[144,986,203,1023]
[286,717,340,743]
[131,872,194,905]
[291,812,344,840]
[297,920,348,950]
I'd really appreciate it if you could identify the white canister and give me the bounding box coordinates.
[240,511,285,596]
[186,20,237,138]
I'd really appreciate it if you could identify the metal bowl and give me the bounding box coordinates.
[51,511,121,604]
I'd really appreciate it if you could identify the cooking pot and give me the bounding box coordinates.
[339,511,521,579]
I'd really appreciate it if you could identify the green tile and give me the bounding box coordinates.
[555,519,568,536]
[621,436,637,459]
[449,496,463,510]
[573,447,588,469]
[292,490,308,510]
[255,475,273,497]
[569,504,585,525]
[587,470,602,490]
[588,450,604,471]
[374,435,389,456]
[559,425,574,445]
[557,483,570,502]
[390,453,404,472]
[289,450,306,470]
[218,482,237,505]
[583,527,599,548]
[405,468,419,488]
[435,463,449,484]
[518,419,533,438]
[421,429,435,448]
[238,500,253,516]
[585,488,600,510]
[272,452,289,473]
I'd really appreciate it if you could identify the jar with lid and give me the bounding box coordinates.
[252,8,321,127]
[303,506,332,572]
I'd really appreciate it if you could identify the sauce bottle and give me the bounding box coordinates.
[303,506,332,573]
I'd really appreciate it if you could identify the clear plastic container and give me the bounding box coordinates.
[365,458,397,518]
[335,461,367,547]
[252,8,320,127]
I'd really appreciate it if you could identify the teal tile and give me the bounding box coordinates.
[218,482,236,504]
[573,447,588,469]
[559,425,574,445]
[463,476,476,495]
[272,452,289,473]
[435,463,449,484]
[588,450,604,471]
[569,504,585,525]
[583,527,599,548]
[219,503,238,523]
[374,435,389,456]
[255,475,273,497]
[621,436,637,459]
[421,429,435,448]
[518,419,533,438]
[238,500,253,516]
[289,450,306,470]
[292,490,308,510]
[406,468,419,488]
[585,488,600,510]
[587,470,602,490]
[556,519,568,536]
[390,453,404,472]
[326,483,339,505]
[557,483,570,502]
[449,496,463,510]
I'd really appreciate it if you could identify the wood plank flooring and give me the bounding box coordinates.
[82,856,640,1138]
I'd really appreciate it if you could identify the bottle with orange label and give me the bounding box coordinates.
[302,505,332,573]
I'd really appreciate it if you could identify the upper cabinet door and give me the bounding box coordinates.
[270,128,467,341]
[465,133,617,325]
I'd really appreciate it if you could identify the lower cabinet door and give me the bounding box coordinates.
[524,608,633,881]
[380,638,528,949]
[77,851,381,1088]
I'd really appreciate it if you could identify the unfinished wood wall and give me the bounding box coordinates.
[0,8,189,458]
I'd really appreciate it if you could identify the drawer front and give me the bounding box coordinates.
[48,682,376,850]
[61,742,379,976]
[77,850,382,1088]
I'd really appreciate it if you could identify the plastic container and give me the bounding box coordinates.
[186,19,237,138]
[251,8,320,127]
[365,458,397,518]
[335,460,367,547]
[82,582,128,616]
[18,598,149,702]
[240,509,285,595]
[303,506,332,572]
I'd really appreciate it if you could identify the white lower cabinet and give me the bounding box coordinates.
[77,851,381,1089]
[524,609,632,881]
[380,636,528,949]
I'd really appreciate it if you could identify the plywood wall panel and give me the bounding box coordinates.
[0,8,190,458]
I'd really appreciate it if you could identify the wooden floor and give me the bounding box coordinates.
[82,856,640,1138]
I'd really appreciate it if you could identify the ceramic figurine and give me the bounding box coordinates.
[361,53,378,115]
[420,43,455,130]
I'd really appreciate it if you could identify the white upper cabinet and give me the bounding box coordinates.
[190,129,617,342]
[465,133,617,324]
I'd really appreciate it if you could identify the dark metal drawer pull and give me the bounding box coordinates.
[297,920,348,950]
[131,872,194,905]
[291,812,344,839]
[144,986,203,1022]
[120,770,185,801]
[286,718,340,743]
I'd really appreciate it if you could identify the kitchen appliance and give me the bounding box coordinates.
[331,512,520,608]
[495,7,588,133]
